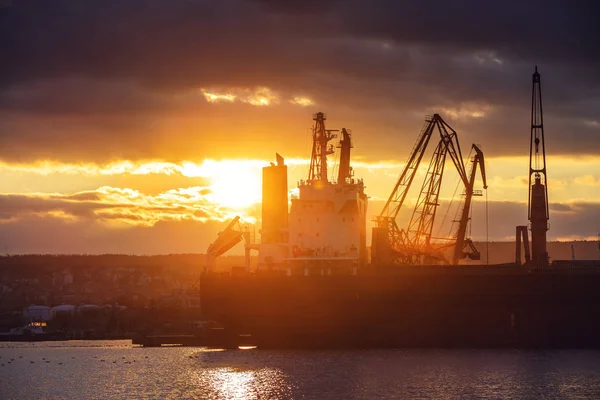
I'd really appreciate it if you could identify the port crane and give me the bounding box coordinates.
[450,144,488,265]
[528,66,550,266]
[514,67,550,267]
[205,216,256,272]
[373,114,487,266]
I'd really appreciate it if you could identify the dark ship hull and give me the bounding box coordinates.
[200,264,600,349]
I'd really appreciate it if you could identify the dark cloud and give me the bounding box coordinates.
[0,215,229,254]
[0,79,172,116]
[256,0,600,65]
[549,203,575,212]
[0,193,118,218]
[61,192,102,202]
[0,0,599,162]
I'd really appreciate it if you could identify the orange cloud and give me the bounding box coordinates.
[289,96,315,107]
[200,87,316,107]
[437,102,492,120]
[200,87,279,106]
[0,156,597,210]
[0,186,258,228]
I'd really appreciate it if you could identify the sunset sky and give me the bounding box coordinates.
[0,0,598,254]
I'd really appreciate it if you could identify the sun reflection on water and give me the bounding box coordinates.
[192,365,292,400]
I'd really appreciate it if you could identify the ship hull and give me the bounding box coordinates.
[200,265,600,348]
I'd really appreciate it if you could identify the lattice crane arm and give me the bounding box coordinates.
[378,115,439,222]
[445,133,469,188]
[404,115,465,261]
[373,114,481,266]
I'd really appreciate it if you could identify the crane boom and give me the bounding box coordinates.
[404,136,449,261]
[373,115,440,265]
[374,114,479,265]
[378,116,438,221]
[452,144,487,265]
[404,119,470,264]
[206,217,244,272]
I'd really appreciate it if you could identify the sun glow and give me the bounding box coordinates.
[191,160,266,209]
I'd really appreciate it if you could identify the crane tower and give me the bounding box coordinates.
[528,66,549,266]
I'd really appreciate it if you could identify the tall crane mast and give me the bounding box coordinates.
[308,112,337,182]
[528,66,549,266]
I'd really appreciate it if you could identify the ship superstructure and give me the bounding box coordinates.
[258,112,367,274]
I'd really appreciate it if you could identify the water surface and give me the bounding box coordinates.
[2,341,600,399]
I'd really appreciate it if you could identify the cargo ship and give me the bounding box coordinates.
[200,68,600,348]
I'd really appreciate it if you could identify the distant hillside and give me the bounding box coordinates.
[0,254,252,273]
[472,241,599,265]
[0,241,597,270]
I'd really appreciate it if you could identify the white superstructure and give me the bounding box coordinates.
[288,179,366,262]
[258,113,368,274]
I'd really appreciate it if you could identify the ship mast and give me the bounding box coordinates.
[308,112,337,182]
[528,66,549,266]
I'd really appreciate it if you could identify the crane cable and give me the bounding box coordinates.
[486,185,490,265]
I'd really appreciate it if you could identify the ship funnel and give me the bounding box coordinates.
[262,154,288,245]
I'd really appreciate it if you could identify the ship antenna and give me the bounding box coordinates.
[307,112,338,183]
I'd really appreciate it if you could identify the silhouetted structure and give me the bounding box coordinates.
[528,66,550,266]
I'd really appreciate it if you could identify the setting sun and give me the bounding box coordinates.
[185,160,266,209]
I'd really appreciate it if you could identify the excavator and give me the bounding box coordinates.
[372,114,487,266]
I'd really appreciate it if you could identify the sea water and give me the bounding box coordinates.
[2,341,600,399]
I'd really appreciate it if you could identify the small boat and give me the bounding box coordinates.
[0,321,66,342]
